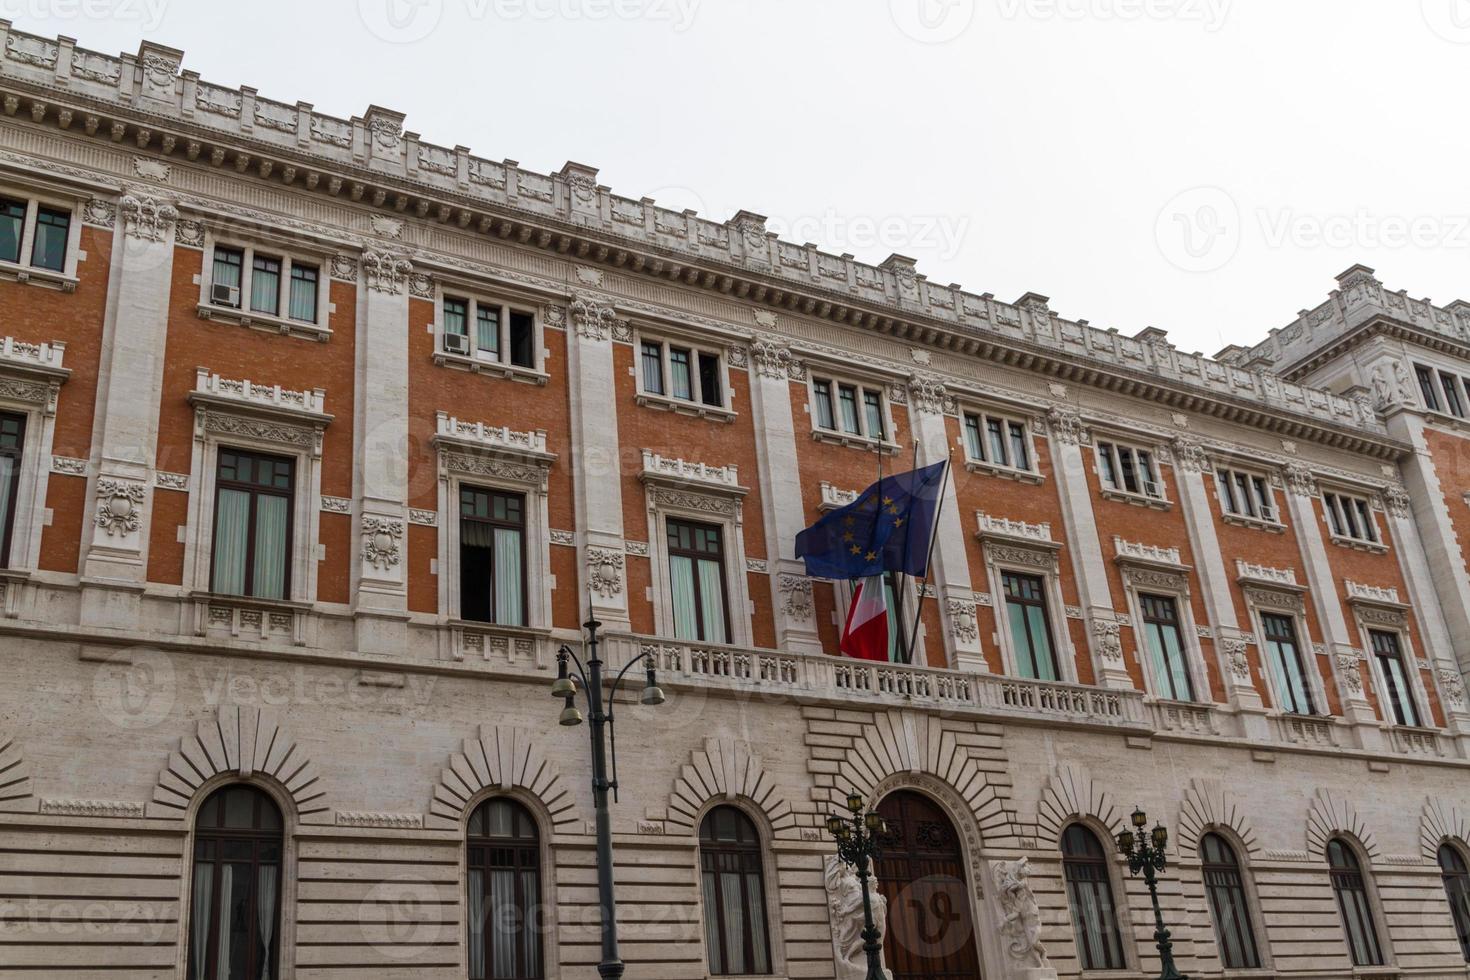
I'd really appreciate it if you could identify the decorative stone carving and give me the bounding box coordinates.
[1092,619,1123,662]
[1219,637,1252,679]
[1170,437,1208,472]
[361,250,412,295]
[131,156,170,182]
[369,215,403,239]
[570,294,616,341]
[139,50,180,101]
[154,472,188,491]
[1337,655,1365,695]
[174,219,204,248]
[81,198,116,228]
[1046,407,1084,445]
[1439,668,1466,711]
[94,479,145,536]
[330,254,358,281]
[908,374,950,415]
[408,509,437,527]
[750,336,794,380]
[1284,463,1317,497]
[779,574,813,621]
[1346,581,1402,605]
[985,543,1058,572]
[361,516,404,570]
[38,799,145,818]
[824,855,888,980]
[549,529,575,547]
[993,858,1051,974]
[50,456,87,476]
[623,540,649,557]
[408,272,434,300]
[118,194,177,242]
[1383,484,1411,518]
[320,496,351,514]
[587,547,624,598]
[947,598,978,643]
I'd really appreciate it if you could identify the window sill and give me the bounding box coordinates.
[433,348,549,385]
[636,391,736,422]
[189,590,313,612]
[1222,512,1286,533]
[197,303,331,342]
[964,459,1044,484]
[811,429,900,456]
[1329,534,1388,555]
[1100,486,1171,510]
[0,261,77,293]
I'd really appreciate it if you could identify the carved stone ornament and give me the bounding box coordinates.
[1284,463,1317,497]
[992,858,1052,972]
[1383,484,1411,519]
[825,855,889,980]
[1336,654,1364,696]
[408,272,434,300]
[750,336,794,380]
[1439,668,1466,711]
[140,51,181,101]
[570,294,616,341]
[1092,619,1124,662]
[174,219,204,248]
[361,250,412,295]
[908,374,950,415]
[330,254,358,281]
[1171,437,1208,473]
[778,574,813,621]
[81,198,116,228]
[1219,637,1252,680]
[119,194,178,242]
[587,547,624,598]
[361,516,404,570]
[1046,407,1084,445]
[947,598,979,644]
[94,479,146,536]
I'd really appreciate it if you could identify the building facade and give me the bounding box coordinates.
[1,27,1470,980]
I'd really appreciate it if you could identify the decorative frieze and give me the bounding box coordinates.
[50,456,87,477]
[1346,581,1402,605]
[321,496,351,514]
[435,413,550,459]
[38,799,145,818]
[639,451,741,493]
[154,471,188,490]
[745,558,767,573]
[549,529,575,547]
[408,509,437,527]
[335,811,423,829]
[623,540,649,557]
[1113,537,1183,568]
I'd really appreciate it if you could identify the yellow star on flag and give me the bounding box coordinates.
[865,551,877,561]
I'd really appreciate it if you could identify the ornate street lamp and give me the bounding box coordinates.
[824,790,890,980]
[1116,807,1189,980]
[553,616,665,979]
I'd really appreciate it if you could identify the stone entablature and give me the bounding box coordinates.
[0,27,1389,453]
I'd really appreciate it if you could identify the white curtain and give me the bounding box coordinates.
[670,555,698,640]
[700,870,721,972]
[490,869,515,979]
[256,865,277,980]
[250,262,279,314]
[288,271,316,322]
[493,528,523,626]
[213,864,235,980]
[697,559,727,643]
[189,863,213,980]
[213,489,250,596]
[520,868,540,978]
[467,868,486,980]
[719,870,746,974]
[252,495,288,600]
[745,871,769,973]
[0,457,13,562]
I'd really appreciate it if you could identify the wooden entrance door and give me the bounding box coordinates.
[874,791,983,980]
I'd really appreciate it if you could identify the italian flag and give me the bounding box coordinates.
[840,575,891,662]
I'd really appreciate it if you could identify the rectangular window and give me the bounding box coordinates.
[0,198,24,264]
[863,390,885,441]
[961,411,1036,473]
[459,487,526,627]
[1442,371,1466,418]
[287,263,319,323]
[0,412,25,569]
[1097,441,1162,498]
[1323,492,1378,544]
[813,376,887,443]
[963,414,984,461]
[1261,613,1314,715]
[476,305,500,356]
[698,353,723,408]
[211,247,244,306]
[249,254,281,315]
[1369,630,1421,727]
[1003,571,1060,681]
[813,380,835,430]
[837,384,861,434]
[669,347,693,401]
[443,296,469,337]
[641,341,665,395]
[1008,422,1030,470]
[442,298,537,370]
[1217,468,1276,522]
[29,206,69,272]
[508,311,534,369]
[1140,594,1195,701]
[667,518,728,643]
[210,449,293,601]
[1416,365,1441,411]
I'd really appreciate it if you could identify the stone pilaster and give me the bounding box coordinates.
[746,335,821,655]
[565,292,629,631]
[80,192,179,629]
[906,374,984,671]
[352,249,413,655]
[1045,408,1130,689]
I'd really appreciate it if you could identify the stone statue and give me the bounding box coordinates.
[824,854,888,980]
[992,858,1056,978]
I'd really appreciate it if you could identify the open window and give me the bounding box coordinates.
[1095,438,1168,506]
[197,231,333,340]
[434,288,545,383]
[0,188,82,289]
[636,334,731,418]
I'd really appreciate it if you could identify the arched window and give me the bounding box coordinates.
[699,806,771,975]
[187,784,283,980]
[467,798,542,979]
[1200,833,1261,969]
[1438,844,1470,961]
[1328,838,1384,966]
[1061,824,1126,971]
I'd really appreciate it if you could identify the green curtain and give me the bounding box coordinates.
[670,555,698,639]
[494,528,523,626]
[252,495,288,600]
[212,488,251,595]
[697,559,727,643]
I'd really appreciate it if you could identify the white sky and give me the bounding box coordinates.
[20,0,1470,355]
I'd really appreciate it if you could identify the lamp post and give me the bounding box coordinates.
[824,790,890,980]
[552,616,665,980]
[1116,807,1189,980]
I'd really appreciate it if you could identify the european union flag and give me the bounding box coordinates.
[795,461,947,580]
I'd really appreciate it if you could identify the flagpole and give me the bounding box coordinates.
[902,452,952,665]
[892,441,920,664]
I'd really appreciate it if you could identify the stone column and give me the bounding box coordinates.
[565,292,629,631]
[1168,438,1267,730]
[351,249,413,655]
[81,193,179,629]
[906,374,984,671]
[746,336,821,655]
[1044,408,1130,688]
[1282,463,1382,749]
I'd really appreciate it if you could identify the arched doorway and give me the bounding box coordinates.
[875,790,983,979]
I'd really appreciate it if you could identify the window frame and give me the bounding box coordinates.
[1365,627,1423,728]
[1240,582,1329,720]
[1438,841,1470,963]
[644,474,754,649]
[197,231,333,340]
[464,795,545,980]
[0,186,83,288]
[1326,836,1388,968]
[697,804,775,977]
[1415,363,1441,412]
[1118,559,1211,705]
[665,516,733,645]
[1214,464,1284,529]
[807,372,897,452]
[979,531,1077,684]
[1320,487,1388,553]
[0,411,26,571]
[0,342,65,579]
[1094,437,1170,507]
[1060,822,1131,972]
[457,485,530,628]
[1198,831,1265,971]
[208,447,296,601]
[436,287,545,380]
[633,330,734,420]
[958,404,1043,483]
[1137,591,1199,703]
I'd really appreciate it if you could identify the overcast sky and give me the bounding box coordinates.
[22,0,1470,355]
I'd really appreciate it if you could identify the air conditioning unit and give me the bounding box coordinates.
[1260,505,1276,522]
[1143,481,1161,498]
[443,332,471,355]
[211,282,240,307]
